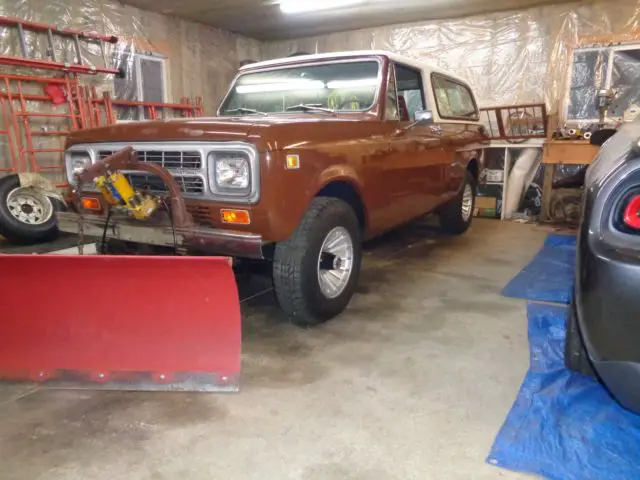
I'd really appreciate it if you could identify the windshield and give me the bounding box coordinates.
[219,60,380,115]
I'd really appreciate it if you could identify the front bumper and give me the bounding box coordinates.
[56,211,264,259]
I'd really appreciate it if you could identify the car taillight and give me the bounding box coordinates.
[623,194,640,229]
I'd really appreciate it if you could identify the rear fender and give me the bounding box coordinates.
[448,151,479,196]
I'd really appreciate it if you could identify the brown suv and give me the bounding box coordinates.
[58,50,486,325]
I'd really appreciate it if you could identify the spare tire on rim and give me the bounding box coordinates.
[0,174,62,245]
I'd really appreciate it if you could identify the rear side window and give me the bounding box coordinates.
[432,74,478,121]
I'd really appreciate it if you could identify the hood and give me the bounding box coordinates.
[65,114,374,150]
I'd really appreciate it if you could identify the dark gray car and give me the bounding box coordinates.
[567,121,640,413]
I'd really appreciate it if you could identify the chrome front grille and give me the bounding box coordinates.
[67,141,260,204]
[126,173,205,195]
[98,148,205,197]
[98,150,202,169]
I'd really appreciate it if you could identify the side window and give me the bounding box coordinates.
[114,52,167,120]
[385,64,399,121]
[566,46,640,122]
[395,63,426,121]
[432,74,478,120]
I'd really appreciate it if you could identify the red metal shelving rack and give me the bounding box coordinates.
[0,15,206,187]
[0,72,206,186]
[0,74,80,184]
[88,89,205,123]
[0,16,122,77]
[0,98,17,174]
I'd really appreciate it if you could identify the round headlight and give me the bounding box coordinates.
[215,157,249,189]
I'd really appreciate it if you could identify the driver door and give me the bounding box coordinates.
[384,63,446,222]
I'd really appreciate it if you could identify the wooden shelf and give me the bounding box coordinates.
[543,140,599,165]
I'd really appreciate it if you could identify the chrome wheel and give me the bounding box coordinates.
[461,183,473,222]
[6,187,53,225]
[317,226,354,299]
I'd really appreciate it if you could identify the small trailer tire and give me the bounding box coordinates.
[0,174,61,245]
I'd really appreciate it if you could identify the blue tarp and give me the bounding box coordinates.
[488,297,640,479]
[501,234,576,304]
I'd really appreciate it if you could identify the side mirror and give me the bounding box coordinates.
[414,110,434,124]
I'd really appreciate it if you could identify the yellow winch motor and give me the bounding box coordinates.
[95,172,158,220]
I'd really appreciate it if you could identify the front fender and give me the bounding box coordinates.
[259,154,367,243]
[316,164,365,195]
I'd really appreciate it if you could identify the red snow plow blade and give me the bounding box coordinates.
[0,254,241,392]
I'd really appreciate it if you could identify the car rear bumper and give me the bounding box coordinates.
[576,215,640,413]
[56,211,264,259]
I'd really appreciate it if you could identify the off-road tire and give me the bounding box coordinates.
[273,197,362,327]
[565,298,595,376]
[439,171,476,235]
[0,174,61,245]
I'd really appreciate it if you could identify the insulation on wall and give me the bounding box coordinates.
[262,0,640,114]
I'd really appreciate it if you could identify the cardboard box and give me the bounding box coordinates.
[476,196,497,209]
[476,184,503,219]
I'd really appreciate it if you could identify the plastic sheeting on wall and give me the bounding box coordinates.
[263,0,640,117]
[0,0,261,176]
[0,0,261,114]
[5,0,640,120]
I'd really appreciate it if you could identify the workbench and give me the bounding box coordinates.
[540,138,600,222]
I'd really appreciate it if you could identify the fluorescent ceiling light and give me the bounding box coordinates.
[327,78,377,89]
[280,0,365,14]
[236,77,378,94]
[236,80,325,94]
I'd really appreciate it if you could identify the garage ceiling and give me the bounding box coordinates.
[122,0,571,40]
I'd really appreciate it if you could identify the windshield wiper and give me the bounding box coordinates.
[224,107,267,116]
[285,104,335,114]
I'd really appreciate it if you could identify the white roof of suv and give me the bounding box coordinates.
[240,50,472,87]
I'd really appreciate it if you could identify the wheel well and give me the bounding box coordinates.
[316,181,366,231]
[467,159,479,181]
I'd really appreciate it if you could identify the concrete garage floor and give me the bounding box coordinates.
[0,218,549,480]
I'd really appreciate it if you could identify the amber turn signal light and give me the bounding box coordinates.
[286,154,300,169]
[221,209,251,225]
[81,197,102,211]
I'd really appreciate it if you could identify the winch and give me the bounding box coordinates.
[95,171,158,220]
